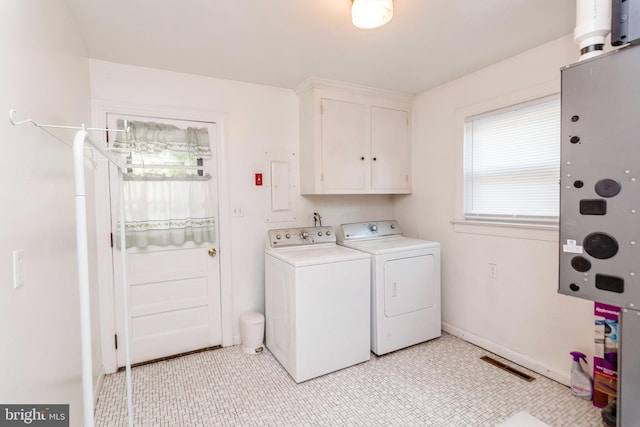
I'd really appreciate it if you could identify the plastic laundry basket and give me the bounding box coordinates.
[240,311,264,354]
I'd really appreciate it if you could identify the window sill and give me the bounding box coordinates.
[451,220,559,242]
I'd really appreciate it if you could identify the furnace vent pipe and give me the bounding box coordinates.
[574,0,612,60]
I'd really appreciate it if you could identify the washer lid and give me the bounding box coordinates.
[266,244,369,267]
[339,236,440,255]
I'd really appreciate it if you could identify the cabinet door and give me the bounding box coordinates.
[371,106,411,192]
[321,98,369,192]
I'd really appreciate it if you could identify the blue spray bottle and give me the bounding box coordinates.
[570,351,593,400]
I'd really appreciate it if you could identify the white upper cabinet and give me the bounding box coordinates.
[297,78,413,195]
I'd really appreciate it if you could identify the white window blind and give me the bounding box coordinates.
[464,96,560,225]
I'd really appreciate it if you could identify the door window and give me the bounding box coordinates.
[113,119,216,248]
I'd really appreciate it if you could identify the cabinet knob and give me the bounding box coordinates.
[360,156,365,160]
[373,157,377,161]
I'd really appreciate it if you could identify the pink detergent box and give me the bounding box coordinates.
[593,302,620,408]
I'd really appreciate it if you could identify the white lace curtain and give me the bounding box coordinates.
[115,120,216,249]
[113,120,212,159]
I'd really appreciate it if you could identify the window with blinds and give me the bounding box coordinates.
[463,96,560,225]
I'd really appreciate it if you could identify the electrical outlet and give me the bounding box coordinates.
[232,207,244,217]
[13,249,24,289]
[489,263,497,279]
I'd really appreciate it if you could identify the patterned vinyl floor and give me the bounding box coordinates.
[94,333,603,426]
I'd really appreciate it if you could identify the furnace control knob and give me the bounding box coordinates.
[369,224,378,232]
[299,230,309,240]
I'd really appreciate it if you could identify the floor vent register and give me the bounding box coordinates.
[480,355,535,382]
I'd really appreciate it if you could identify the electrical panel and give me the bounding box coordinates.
[559,45,640,309]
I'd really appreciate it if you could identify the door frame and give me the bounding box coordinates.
[92,100,234,374]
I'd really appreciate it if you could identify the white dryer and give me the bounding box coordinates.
[265,226,371,383]
[338,220,441,355]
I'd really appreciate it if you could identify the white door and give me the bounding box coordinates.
[107,113,222,367]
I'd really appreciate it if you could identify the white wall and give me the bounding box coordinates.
[0,0,97,422]
[88,60,394,347]
[0,2,606,418]
[394,34,595,384]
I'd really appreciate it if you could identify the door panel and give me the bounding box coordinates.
[108,113,222,366]
[128,248,208,285]
[131,306,211,362]
[132,306,209,338]
[130,277,208,308]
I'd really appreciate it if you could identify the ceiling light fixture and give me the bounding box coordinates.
[352,0,393,30]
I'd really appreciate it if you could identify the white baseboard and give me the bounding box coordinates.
[442,322,570,386]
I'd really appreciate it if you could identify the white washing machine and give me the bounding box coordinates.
[265,226,371,383]
[337,220,441,355]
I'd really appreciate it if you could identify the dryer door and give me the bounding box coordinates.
[384,254,436,317]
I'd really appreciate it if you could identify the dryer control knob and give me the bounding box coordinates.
[326,230,331,236]
[299,230,309,239]
[318,231,323,236]
[369,224,378,232]
[275,234,281,240]
[285,233,291,239]
[390,224,396,229]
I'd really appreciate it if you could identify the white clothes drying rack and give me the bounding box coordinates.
[9,110,134,427]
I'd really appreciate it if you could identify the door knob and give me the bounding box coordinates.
[208,248,217,257]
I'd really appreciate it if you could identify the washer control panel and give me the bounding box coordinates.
[267,226,335,248]
[338,220,402,241]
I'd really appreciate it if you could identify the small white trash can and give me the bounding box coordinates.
[240,311,265,354]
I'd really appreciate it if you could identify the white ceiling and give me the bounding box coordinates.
[64,0,577,94]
